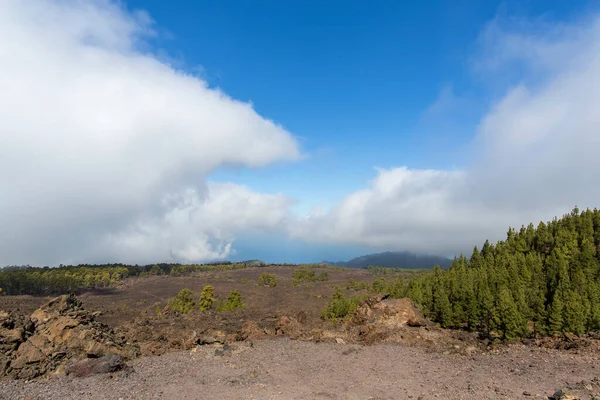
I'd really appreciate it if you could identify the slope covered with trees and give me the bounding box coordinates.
[407,207,600,339]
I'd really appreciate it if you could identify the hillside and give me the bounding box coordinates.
[323,251,452,269]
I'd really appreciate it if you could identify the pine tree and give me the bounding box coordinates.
[494,286,526,340]
[563,290,586,335]
[198,285,215,311]
[549,291,564,334]
[433,285,452,327]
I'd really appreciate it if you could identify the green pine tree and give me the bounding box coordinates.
[494,287,526,340]
[198,285,215,311]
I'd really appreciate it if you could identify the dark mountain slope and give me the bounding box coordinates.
[323,251,452,269]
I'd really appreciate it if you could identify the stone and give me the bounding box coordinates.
[2,294,139,380]
[65,354,128,377]
[552,388,580,400]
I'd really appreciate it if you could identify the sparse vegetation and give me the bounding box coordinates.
[257,273,277,287]
[198,285,215,311]
[292,268,330,285]
[167,288,196,314]
[0,262,255,296]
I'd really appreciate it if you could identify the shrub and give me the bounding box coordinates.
[371,277,387,294]
[316,271,329,281]
[198,285,215,311]
[321,287,365,321]
[216,289,244,312]
[292,268,317,285]
[257,273,277,287]
[346,278,368,291]
[167,288,196,314]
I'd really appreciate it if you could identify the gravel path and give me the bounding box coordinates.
[2,339,599,400]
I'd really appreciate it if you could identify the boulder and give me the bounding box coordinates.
[350,297,427,329]
[65,354,128,378]
[1,294,138,380]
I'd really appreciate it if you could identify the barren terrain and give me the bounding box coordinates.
[2,340,600,400]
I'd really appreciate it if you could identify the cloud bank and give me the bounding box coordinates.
[294,14,600,255]
[0,0,299,265]
[2,1,599,265]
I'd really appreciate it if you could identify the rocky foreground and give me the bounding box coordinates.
[1,339,600,400]
[1,295,600,399]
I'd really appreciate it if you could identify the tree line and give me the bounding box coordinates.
[0,262,252,295]
[405,207,600,339]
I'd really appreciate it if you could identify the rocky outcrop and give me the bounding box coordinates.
[0,294,138,379]
[349,297,428,329]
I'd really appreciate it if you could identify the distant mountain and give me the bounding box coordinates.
[323,251,452,269]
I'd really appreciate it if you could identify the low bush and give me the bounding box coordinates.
[321,287,367,321]
[292,268,329,285]
[167,288,196,314]
[371,277,387,294]
[346,278,368,291]
[316,271,329,281]
[292,268,316,285]
[216,289,244,312]
[257,273,277,287]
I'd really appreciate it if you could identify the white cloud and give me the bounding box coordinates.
[0,0,299,265]
[101,183,293,264]
[294,14,600,255]
[3,1,599,265]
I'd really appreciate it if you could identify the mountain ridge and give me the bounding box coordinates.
[322,251,452,269]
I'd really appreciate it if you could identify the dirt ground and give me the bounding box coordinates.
[0,266,379,328]
[1,339,600,400]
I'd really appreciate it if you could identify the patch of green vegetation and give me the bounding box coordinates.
[198,285,215,311]
[292,268,317,285]
[216,289,244,312]
[366,266,425,276]
[346,278,369,291]
[0,261,256,296]
[257,273,277,287]
[321,287,368,321]
[299,264,347,271]
[167,288,196,314]
[292,267,329,285]
[316,271,329,281]
[371,277,388,293]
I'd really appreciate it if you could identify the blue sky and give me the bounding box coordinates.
[2,0,600,266]
[125,0,592,262]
